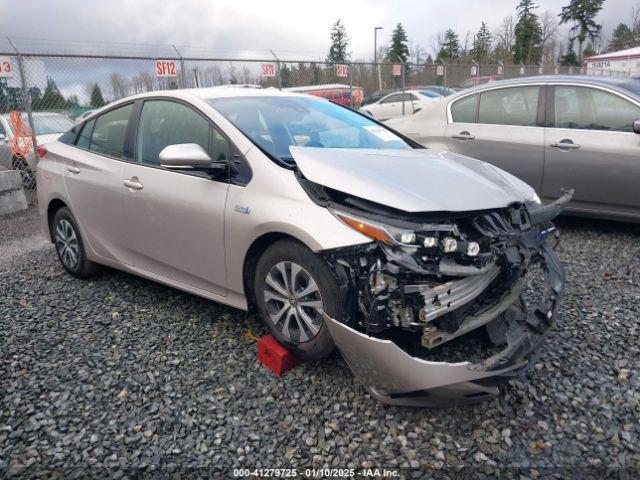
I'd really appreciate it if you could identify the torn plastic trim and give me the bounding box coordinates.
[323,245,565,406]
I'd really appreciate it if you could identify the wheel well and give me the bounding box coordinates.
[47,199,68,238]
[242,232,303,312]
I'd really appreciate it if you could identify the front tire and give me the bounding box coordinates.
[254,240,347,360]
[51,207,99,278]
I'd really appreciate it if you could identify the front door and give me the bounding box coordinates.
[542,85,640,216]
[445,85,545,191]
[122,99,230,295]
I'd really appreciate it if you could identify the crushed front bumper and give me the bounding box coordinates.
[324,243,565,406]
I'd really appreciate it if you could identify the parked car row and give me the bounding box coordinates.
[388,75,640,222]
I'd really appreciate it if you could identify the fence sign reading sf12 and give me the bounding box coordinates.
[0,57,13,78]
[155,60,178,77]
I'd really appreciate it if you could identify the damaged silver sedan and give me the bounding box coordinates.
[38,87,569,406]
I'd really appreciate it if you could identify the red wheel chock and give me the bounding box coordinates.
[257,334,302,375]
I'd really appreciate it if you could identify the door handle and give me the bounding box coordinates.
[123,178,144,190]
[452,132,475,140]
[67,166,80,174]
[550,141,580,150]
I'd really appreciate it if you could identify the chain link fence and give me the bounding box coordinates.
[0,38,633,190]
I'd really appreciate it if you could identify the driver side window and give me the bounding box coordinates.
[137,100,229,165]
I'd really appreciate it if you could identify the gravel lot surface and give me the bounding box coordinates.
[1,205,639,478]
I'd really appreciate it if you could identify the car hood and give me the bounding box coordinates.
[289,147,536,213]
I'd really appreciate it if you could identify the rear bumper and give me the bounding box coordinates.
[324,243,565,407]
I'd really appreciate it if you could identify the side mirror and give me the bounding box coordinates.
[633,119,640,134]
[159,143,227,176]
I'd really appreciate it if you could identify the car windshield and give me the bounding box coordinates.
[208,96,411,164]
[23,115,74,135]
[419,90,441,98]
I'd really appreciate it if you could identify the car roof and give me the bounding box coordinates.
[451,75,640,99]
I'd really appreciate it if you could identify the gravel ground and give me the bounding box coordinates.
[1,206,639,478]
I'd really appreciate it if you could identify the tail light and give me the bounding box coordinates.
[36,145,47,158]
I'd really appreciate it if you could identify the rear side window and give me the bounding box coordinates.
[381,94,401,104]
[554,86,640,132]
[76,119,94,149]
[136,100,217,165]
[451,94,477,123]
[89,104,133,159]
[478,86,539,127]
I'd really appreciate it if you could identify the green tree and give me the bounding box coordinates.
[471,22,492,63]
[280,64,292,88]
[32,78,69,111]
[514,0,543,63]
[387,23,410,63]
[326,19,350,63]
[437,29,462,61]
[560,39,581,66]
[582,43,596,58]
[608,23,635,52]
[559,0,604,63]
[89,83,106,107]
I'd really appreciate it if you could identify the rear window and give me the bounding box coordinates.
[451,94,477,123]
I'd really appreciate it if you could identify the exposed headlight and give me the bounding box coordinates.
[423,236,438,248]
[332,210,416,246]
[467,241,480,256]
[442,237,458,253]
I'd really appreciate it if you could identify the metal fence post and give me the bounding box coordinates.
[401,62,406,116]
[348,62,353,108]
[172,44,186,88]
[270,50,281,90]
[7,37,37,155]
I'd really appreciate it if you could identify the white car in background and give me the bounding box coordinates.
[0,112,75,188]
[360,89,442,121]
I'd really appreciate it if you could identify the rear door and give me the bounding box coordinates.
[542,84,640,216]
[122,98,230,295]
[63,104,133,265]
[445,85,546,191]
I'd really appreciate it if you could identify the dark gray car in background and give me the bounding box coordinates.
[389,76,640,222]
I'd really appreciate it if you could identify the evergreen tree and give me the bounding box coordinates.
[280,64,292,88]
[513,0,543,63]
[582,43,596,58]
[387,23,410,63]
[560,39,581,66]
[559,0,604,63]
[326,19,350,63]
[608,23,635,52]
[437,29,462,61]
[471,22,492,63]
[32,78,69,111]
[89,83,106,107]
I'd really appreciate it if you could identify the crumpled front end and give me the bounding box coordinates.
[319,190,572,406]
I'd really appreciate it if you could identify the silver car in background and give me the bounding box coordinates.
[37,87,569,406]
[389,76,640,222]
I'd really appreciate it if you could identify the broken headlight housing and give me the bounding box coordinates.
[331,209,483,260]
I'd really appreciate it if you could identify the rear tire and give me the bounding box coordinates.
[51,207,100,278]
[254,240,347,360]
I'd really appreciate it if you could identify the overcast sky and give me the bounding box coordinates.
[0,0,635,60]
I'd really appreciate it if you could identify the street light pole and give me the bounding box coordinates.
[374,26,383,91]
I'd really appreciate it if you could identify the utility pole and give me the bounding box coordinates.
[374,26,383,91]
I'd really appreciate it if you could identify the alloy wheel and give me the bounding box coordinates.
[55,219,80,270]
[263,261,324,343]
